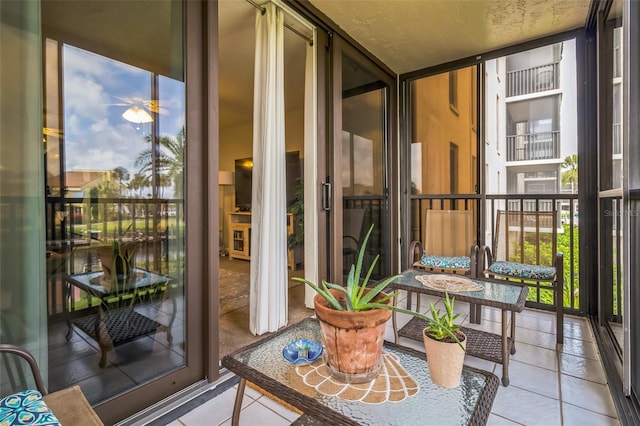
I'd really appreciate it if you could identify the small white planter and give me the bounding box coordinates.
[423,331,466,388]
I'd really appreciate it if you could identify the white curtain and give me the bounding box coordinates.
[303,37,319,308]
[250,2,288,335]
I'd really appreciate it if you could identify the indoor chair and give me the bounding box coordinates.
[0,344,104,425]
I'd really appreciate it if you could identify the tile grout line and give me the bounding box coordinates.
[556,341,564,425]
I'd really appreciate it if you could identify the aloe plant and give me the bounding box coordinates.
[294,224,465,350]
[423,292,465,350]
[293,224,400,311]
[111,240,136,283]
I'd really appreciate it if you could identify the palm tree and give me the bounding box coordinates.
[128,172,150,198]
[561,154,578,193]
[135,127,185,199]
[111,167,130,197]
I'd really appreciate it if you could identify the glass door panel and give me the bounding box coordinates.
[41,0,190,418]
[598,0,624,357]
[408,66,479,248]
[335,44,394,282]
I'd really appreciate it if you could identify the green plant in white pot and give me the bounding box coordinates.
[422,292,466,388]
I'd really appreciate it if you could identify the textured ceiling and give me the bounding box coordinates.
[308,0,592,74]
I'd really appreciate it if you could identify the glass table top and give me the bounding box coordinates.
[391,269,528,309]
[65,268,171,296]
[224,318,497,425]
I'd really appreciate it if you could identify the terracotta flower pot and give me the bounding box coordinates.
[314,289,392,384]
[423,330,466,388]
[94,243,137,283]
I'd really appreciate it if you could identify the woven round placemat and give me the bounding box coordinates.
[416,274,484,292]
[295,352,419,404]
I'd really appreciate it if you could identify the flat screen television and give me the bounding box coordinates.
[234,158,253,211]
[234,151,301,212]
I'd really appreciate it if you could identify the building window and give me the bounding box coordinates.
[471,71,477,131]
[496,94,500,152]
[450,142,458,193]
[449,70,458,113]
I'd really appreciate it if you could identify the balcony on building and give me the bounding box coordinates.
[506,43,562,98]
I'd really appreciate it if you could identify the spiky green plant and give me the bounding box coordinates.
[293,224,399,311]
[423,292,464,349]
[294,224,464,350]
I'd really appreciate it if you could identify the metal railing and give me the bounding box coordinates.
[45,196,183,318]
[506,131,560,161]
[613,123,622,155]
[343,196,388,279]
[410,193,580,314]
[507,63,559,97]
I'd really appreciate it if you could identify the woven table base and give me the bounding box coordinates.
[398,316,512,365]
[74,309,162,346]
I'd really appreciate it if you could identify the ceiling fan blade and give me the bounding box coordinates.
[43,127,64,138]
[145,100,169,115]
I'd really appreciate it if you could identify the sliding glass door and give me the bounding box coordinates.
[329,37,396,283]
[597,0,624,375]
[39,1,205,422]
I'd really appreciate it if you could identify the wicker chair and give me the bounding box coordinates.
[0,344,104,425]
[480,210,564,344]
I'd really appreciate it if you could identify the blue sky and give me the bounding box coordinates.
[62,45,185,180]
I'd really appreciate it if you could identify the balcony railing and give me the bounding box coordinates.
[508,199,554,212]
[507,63,559,97]
[506,131,560,161]
[409,193,580,315]
[613,122,622,155]
[45,196,183,318]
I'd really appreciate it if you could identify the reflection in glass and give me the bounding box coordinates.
[410,66,477,196]
[43,0,185,405]
[341,54,388,278]
[612,26,623,189]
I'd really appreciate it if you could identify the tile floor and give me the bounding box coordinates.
[162,290,620,426]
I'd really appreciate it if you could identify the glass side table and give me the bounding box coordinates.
[222,317,499,426]
[389,269,529,386]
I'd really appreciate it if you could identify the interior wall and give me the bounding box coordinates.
[219,106,305,248]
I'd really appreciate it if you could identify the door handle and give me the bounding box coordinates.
[321,181,332,211]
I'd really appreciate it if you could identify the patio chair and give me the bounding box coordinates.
[0,344,104,425]
[343,207,371,269]
[409,209,479,276]
[480,210,564,344]
[408,209,481,320]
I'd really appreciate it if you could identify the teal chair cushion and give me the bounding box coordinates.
[420,254,470,270]
[0,390,61,426]
[488,261,556,281]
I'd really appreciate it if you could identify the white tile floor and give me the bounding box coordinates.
[165,290,620,426]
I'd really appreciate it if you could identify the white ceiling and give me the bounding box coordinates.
[307,0,592,74]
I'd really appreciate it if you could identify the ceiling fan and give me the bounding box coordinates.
[109,96,169,125]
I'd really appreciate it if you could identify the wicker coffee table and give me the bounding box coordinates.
[222,318,499,426]
[389,270,528,386]
[63,268,175,367]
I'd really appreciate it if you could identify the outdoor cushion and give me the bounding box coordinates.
[419,254,471,270]
[488,261,556,281]
[0,389,61,426]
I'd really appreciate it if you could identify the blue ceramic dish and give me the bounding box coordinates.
[282,339,323,365]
